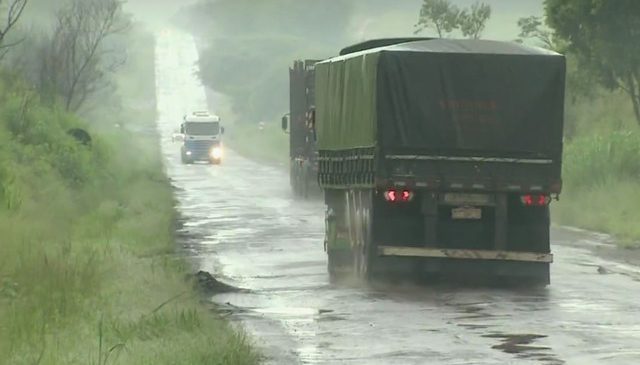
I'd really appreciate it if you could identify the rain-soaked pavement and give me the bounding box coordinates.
[154,30,640,365]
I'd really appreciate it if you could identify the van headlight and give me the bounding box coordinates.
[210,146,222,159]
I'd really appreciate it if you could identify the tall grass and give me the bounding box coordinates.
[555,91,640,246]
[0,29,258,364]
[562,131,640,189]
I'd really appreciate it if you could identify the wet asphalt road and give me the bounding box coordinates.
[154,30,640,365]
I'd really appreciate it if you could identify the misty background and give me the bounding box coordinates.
[142,0,546,126]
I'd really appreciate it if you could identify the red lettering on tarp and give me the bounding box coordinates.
[438,99,499,125]
[439,99,498,111]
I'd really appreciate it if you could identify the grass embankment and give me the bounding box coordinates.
[554,131,640,247]
[552,90,640,247]
[0,30,258,364]
[225,121,288,167]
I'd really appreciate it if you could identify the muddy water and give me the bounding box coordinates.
[155,30,640,365]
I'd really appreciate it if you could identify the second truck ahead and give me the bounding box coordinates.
[282,60,320,198]
[314,38,566,285]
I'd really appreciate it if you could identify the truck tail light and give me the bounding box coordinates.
[520,194,550,207]
[384,189,414,203]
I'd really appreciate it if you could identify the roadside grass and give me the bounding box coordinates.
[553,179,640,248]
[225,120,288,167]
[553,129,640,248]
[0,29,258,364]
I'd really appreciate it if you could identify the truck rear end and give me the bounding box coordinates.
[316,39,565,285]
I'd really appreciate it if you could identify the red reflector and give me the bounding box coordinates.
[520,194,550,207]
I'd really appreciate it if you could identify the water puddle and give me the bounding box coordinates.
[483,333,564,364]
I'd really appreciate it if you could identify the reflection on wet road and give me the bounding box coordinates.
[155,30,640,365]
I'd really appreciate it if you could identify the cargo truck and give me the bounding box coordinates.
[281,40,433,197]
[316,39,566,285]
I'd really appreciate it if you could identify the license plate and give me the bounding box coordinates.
[443,193,492,206]
[452,207,482,220]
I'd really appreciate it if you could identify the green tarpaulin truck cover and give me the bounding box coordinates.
[315,39,566,160]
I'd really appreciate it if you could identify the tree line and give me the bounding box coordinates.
[1,0,129,114]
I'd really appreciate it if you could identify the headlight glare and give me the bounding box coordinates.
[210,146,222,159]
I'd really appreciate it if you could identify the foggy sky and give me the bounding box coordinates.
[124,0,544,41]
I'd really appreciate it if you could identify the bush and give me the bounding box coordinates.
[563,131,640,188]
[556,129,640,246]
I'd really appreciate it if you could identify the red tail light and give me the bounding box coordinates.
[520,194,550,207]
[384,189,414,203]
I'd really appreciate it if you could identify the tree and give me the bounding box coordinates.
[414,0,460,37]
[459,2,491,39]
[415,0,492,39]
[0,0,29,57]
[188,0,355,124]
[516,15,593,107]
[516,16,554,49]
[546,0,640,126]
[38,0,128,112]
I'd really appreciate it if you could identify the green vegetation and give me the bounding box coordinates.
[554,92,640,247]
[415,0,492,39]
[188,0,354,125]
[546,0,640,126]
[226,122,288,166]
[537,1,640,247]
[0,20,257,365]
